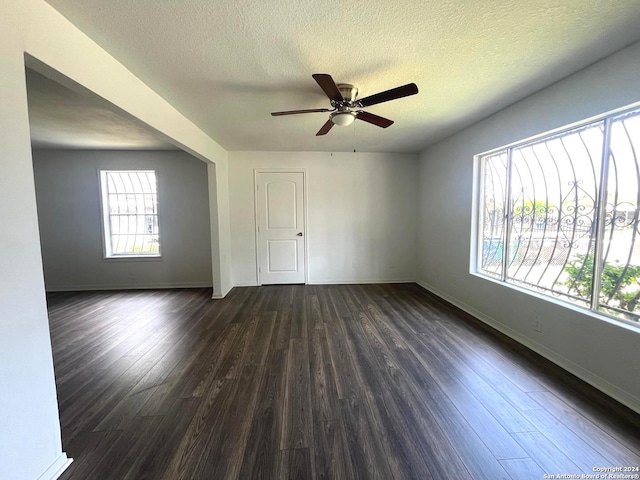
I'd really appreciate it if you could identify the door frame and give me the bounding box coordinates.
[253,168,309,286]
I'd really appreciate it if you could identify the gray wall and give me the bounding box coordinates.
[33,149,213,290]
[418,40,640,412]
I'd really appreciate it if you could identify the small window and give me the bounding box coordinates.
[100,170,160,258]
[475,107,640,325]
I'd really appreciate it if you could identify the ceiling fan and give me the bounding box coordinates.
[271,74,419,136]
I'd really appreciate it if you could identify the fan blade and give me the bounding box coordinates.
[271,108,333,116]
[356,111,394,128]
[358,83,418,107]
[316,119,334,136]
[312,74,343,102]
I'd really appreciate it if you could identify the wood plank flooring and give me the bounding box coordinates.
[47,284,640,479]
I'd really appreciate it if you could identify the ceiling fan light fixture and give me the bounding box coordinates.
[331,111,356,127]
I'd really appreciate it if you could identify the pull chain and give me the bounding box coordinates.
[353,118,357,153]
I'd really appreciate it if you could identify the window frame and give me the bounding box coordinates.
[98,169,162,260]
[472,102,640,329]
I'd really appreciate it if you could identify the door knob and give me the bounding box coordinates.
[296,232,303,236]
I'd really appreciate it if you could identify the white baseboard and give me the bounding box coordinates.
[308,278,415,285]
[232,281,259,287]
[36,453,72,480]
[415,280,640,415]
[46,282,213,292]
[231,279,414,288]
[212,284,234,299]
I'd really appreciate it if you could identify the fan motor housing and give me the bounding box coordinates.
[336,83,358,103]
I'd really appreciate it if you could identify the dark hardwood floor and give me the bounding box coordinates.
[47,284,640,479]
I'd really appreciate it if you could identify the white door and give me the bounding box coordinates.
[256,171,306,284]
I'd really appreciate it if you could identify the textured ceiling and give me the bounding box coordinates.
[26,68,175,150]
[42,0,640,153]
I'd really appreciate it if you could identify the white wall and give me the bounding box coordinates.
[418,40,640,413]
[229,151,419,286]
[209,160,233,298]
[0,10,68,480]
[32,149,212,291]
[0,1,231,478]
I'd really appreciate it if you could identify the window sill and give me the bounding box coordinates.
[103,255,162,262]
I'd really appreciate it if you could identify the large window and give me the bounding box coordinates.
[477,107,640,324]
[100,170,160,257]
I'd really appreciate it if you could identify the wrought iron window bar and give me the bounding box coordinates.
[478,107,640,324]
